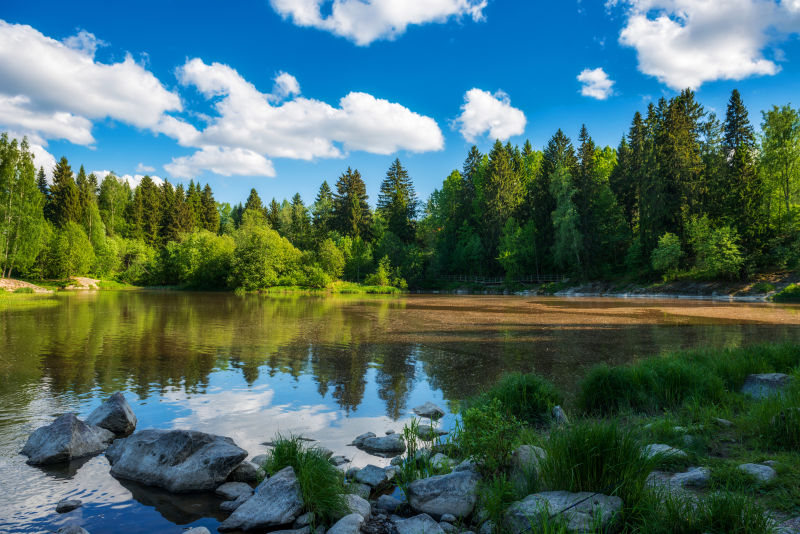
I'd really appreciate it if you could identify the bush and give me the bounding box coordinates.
[259,436,347,524]
[651,232,683,275]
[471,373,562,427]
[229,216,303,290]
[365,255,391,286]
[317,238,345,279]
[459,398,521,474]
[688,216,744,279]
[773,283,800,302]
[47,221,95,278]
[538,420,658,510]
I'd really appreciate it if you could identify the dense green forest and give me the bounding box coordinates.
[1,89,800,290]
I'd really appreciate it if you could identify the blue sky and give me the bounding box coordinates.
[2,0,800,206]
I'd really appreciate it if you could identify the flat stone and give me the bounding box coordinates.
[22,413,114,465]
[440,514,456,523]
[220,494,249,513]
[219,466,304,532]
[228,461,263,483]
[355,465,390,488]
[351,432,377,447]
[739,463,777,483]
[350,483,371,499]
[504,491,623,534]
[386,430,396,435]
[440,522,457,533]
[407,469,480,519]
[185,528,211,534]
[643,443,688,460]
[417,424,448,438]
[778,517,800,534]
[56,523,90,534]
[396,514,445,534]
[741,373,794,399]
[671,467,710,488]
[344,493,371,519]
[85,392,137,436]
[374,494,403,513]
[328,513,365,534]
[105,429,247,493]
[330,455,350,466]
[413,402,445,420]
[216,481,253,500]
[713,417,733,427]
[360,435,406,455]
[56,499,83,513]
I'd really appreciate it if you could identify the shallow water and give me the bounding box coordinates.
[1,291,799,533]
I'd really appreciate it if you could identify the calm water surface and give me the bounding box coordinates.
[2,291,800,533]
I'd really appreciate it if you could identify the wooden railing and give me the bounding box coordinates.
[439,274,567,285]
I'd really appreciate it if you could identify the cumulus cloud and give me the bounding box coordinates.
[611,0,800,89]
[577,68,615,99]
[454,88,526,143]
[136,162,156,173]
[164,146,276,178]
[168,58,443,176]
[0,21,187,144]
[28,142,57,179]
[269,0,488,46]
[272,71,301,101]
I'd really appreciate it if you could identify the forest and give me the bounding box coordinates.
[1,88,800,290]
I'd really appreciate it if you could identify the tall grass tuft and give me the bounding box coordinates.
[538,420,659,510]
[746,370,800,451]
[470,373,562,426]
[261,435,347,524]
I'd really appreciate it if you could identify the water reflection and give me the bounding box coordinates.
[1,292,800,533]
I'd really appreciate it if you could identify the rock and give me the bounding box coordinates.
[779,517,800,534]
[355,465,391,488]
[56,499,83,513]
[351,432,377,447]
[643,443,688,460]
[351,483,371,499]
[105,429,247,493]
[670,467,710,488]
[185,528,211,534]
[741,373,794,399]
[346,466,361,479]
[417,424,448,438]
[216,481,254,501]
[713,417,733,427]
[440,514,456,523]
[219,466,304,532]
[220,495,249,513]
[362,514,396,534]
[315,446,334,459]
[453,459,478,472]
[228,461,263,483]
[22,413,114,465]
[396,514,445,534]
[85,392,137,436]
[407,469,480,519]
[56,523,90,534]
[386,429,396,435]
[478,521,494,534]
[294,512,314,528]
[329,513,366,534]
[345,493,371,519]
[440,522,457,533]
[375,494,403,513]
[360,435,406,455]
[390,456,404,467]
[251,454,269,467]
[330,455,350,466]
[504,491,623,534]
[738,463,777,483]
[552,405,569,425]
[384,466,399,480]
[511,445,547,480]
[413,402,445,420]
[429,453,452,471]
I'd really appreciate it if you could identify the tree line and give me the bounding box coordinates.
[1,89,799,289]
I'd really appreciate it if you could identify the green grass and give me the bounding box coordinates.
[744,370,800,451]
[13,287,34,294]
[469,373,562,427]
[773,283,800,302]
[751,282,776,293]
[0,291,59,310]
[258,435,348,524]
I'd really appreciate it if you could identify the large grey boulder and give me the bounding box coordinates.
[355,464,391,488]
[329,513,365,534]
[643,443,687,460]
[360,434,406,454]
[344,493,371,519]
[219,466,304,532]
[351,432,376,447]
[22,413,114,465]
[407,469,480,519]
[228,460,264,483]
[105,429,247,492]
[739,463,777,483]
[504,492,622,534]
[396,514,445,534]
[413,402,445,420]
[511,445,547,480]
[216,481,254,500]
[85,392,137,436]
[56,499,83,513]
[375,494,403,513]
[648,467,710,491]
[741,373,794,399]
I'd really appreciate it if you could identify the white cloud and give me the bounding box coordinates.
[272,71,301,101]
[168,58,443,177]
[454,88,526,143]
[611,0,800,89]
[136,162,155,173]
[269,0,488,46]
[577,68,615,99]
[28,142,56,180]
[0,20,188,144]
[164,146,276,178]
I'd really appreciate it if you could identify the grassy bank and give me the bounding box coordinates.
[393,343,800,533]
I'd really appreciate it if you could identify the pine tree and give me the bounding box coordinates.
[332,167,372,239]
[50,156,80,226]
[267,198,282,231]
[377,159,418,243]
[289,193,311,247]
[312,181,334,239]
[574,125,599,273]
[244,188,264,214]
[201,184,220,233]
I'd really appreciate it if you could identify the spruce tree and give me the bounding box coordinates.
[377,159,418,243]
[244,188,264,214]
[50,156,80,226]
[332,167,372,239]
[312,181,334,239]
[201,184,220,233]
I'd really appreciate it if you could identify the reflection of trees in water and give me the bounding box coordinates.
[3,293,800,420]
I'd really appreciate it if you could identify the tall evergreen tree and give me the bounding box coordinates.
[200,184,220,233]
[50,156,80,226]
[312,181,334,239]
[244,188,264,214]
[332,167,372,239]
[377,159,418,243]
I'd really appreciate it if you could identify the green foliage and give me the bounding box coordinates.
[260,436,347,524]
[550,165,583,272]
[460,398,521,474]
[651,232,683,275]
[640,491,775,534]
[229,214,302,290]
[773,283,800,302]
[687,216,743,279]
[477,474,519,531]
[13,287,34,294]
[471,373,561,427]
[746,372,800,450]
[167,230,235,289]
[47,221,95,278]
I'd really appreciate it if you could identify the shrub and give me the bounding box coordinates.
[365,255,391,286]
[651,232,683,275]
[774,283,800,302]
[538,420,658,510]
[688,216,744,279]
[471,373,562,427]
[229,217,302,290]
[459,398,521,474]
[260,435,347,524]
[317,238,345,279]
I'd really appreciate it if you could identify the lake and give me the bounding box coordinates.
[2,291,800,533]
